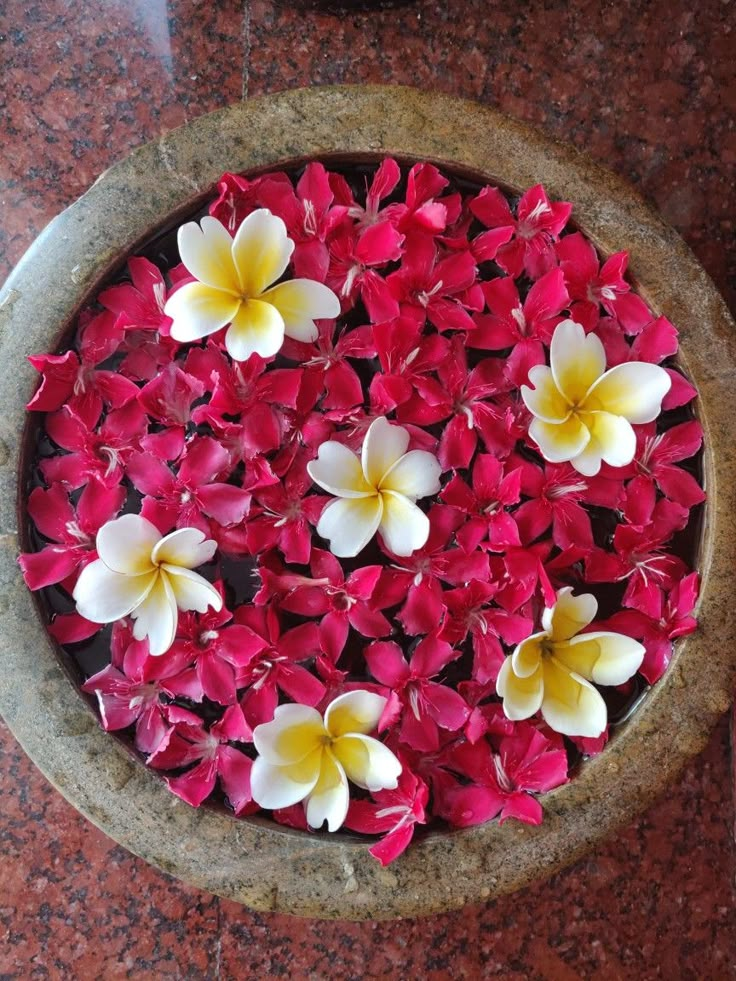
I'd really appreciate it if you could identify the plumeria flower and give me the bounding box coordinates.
[164,210,340,361]
[307,416,441,558]
[521,320,671,476]
[496,587,645,737]
[73,513,222,656]
[250,691,402,832]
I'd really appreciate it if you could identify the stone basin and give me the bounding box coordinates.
[0,85,735,920]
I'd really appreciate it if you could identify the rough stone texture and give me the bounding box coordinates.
[0,85,735,925]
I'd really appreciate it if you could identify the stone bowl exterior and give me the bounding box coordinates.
[0,86,734,920]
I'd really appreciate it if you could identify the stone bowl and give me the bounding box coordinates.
[1,86,735,921]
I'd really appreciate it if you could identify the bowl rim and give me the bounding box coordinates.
[1,84,735,920]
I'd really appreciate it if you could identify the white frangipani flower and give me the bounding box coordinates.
[521,319,671,476]
[307,416,442,558]
[496,587,645,737]
[73,513,222,656]
[164,209,341,362]
[250,690,401,832]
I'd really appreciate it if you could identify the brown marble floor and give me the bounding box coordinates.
[1,0,735,977]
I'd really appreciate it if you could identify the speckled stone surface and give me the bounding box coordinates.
[0,0,734,964]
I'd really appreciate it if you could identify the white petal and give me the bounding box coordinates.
[378,491,430,557]
[305,750,350,832]
[129,572,178,656]
[543,587,598,642]
[151,527,217,568]
[224,299,285,361]
[379,449,441,500]
[166,282,241,342]
[496,656,544,721]
[569,442,604,476]
[555,632,645,686]
[251,749,322,809]
[579,411,636,469]
[307,441,374,497]
[541,658,607,737]
[316,496,383,558]
[161,566,223,614]
[177,217,241,293]
[324,689,387,738]
[332,734,401,793]
[521,365,571,423]
[510,633,546,678]
[261,279,341,342]
[73,561,156,623]
[550,319,606,404]
[96,513,160,575]
[361,417,410,488]
[253,704,327,765]
[231,208,294,297]
[529,415,591,464]
[584,361,671,423]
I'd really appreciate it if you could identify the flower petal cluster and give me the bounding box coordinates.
[522,320,671,475]
[165,210,340,361]
[307,416,441,557]
[20,160,704,864]
[73,514,222,655]
[497,588,645,736]
[251,691,401,831]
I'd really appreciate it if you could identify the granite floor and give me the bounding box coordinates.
[1,0,735,977]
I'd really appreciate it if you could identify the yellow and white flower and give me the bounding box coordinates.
[250,690,402,832]
[73,514,222,656]
[164,210,341,361]
[307,416,442,558]
[521,319,671,476]
[496,587,645,737]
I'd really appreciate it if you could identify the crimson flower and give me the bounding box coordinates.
[258,162,348,281]
[345,768,429,866]
[555,232,652,333]
[233,605,325,728]
[326,223,403,322]
[369,316,449,414]
[470,267,569,386]
[399,336,509,469]
[585,499,689,617]
[440,454,522,552]
[283,321,375,413]
[148,704,255,813]
[387,236,480,332]
[365,633,469,751]
[275,548,392,661]
[440,580,532,684]
[470,183,572,279]
[27,309,139,419]
[246,452,329,565]
[621,420,705,515]
[512,458,623,550]
[81,626,192,754]
[186,342,301,460]
[373,505,489,635]
[165,589,269,705]
[19,478,125,590]
[98,256,172,335]
[602,573,699,684]
[442,723,568,827]
[127,435,250,532]
[41,400,146,489]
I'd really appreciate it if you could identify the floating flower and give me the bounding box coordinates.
[164,210,340,361]
[250,690,402,832]
[521,320,671,475]
[496,587,645,737]
[73,513,222,656]
[307,416,441,558]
